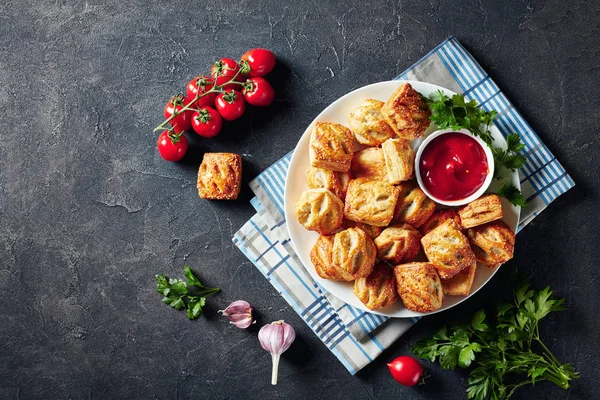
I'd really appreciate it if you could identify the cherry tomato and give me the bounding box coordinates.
[211,58,243,90]
[215,89,245,121]
[164,95,191,133]
[387,356,423,387]
[191,107,222,138]
[240,49,276,77]
[185,75,217,108]
[157,131,188,162]
[243,77,275,107]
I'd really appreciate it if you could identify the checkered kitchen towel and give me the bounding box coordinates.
[233,36,575,374]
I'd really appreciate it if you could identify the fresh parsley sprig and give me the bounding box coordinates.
[412,282,579,399]
[156,266,220,320]
[425,92,527,206]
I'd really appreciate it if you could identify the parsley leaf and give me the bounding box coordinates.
[412,281,579,399]
[155,266,220,320]
[425,92,527,206]
[498,182,527,207]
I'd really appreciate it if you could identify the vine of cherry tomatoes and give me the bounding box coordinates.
[155,48,276,161]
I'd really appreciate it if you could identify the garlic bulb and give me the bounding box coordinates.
[218,300,254,329]
[258,320,296,385]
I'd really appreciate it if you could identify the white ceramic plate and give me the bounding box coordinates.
[284,80,520,318]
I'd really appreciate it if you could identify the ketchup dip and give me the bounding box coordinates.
[419,132,489,201]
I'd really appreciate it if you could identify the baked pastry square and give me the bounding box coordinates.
[347,99,394,146]
[337,171,352,200]
[309,122,354,172]
[441,261,477,296]
[306,167,344,199]
[393,181,436,228]
[421,219,476,279]
[374,224,422,264]
[467,220,515,268]
[394,262,443,313]
[197,152,242,200]
[295,188,344,234]
[459,194,504,229]
[332,227,377,280]
[354,263,398,310]
[342,219,383,239]
[344,178,400,227]
[350,148,387,181]
[310,235,348,281]
[419,210,461,236]
[380,83,431,140]
[381,138,415,184]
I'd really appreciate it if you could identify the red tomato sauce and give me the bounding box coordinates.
[419,133,489,201]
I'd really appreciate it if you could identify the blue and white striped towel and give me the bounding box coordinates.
[233,36,574,374]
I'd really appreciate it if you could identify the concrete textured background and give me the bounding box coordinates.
[0,0,599,399]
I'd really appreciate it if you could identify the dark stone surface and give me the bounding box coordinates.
[1,0,598,399]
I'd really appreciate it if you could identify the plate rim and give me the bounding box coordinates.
[283,79,521,318]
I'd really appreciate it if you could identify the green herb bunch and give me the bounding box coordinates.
[156,266,220,320]
[412,283,579,399]
[425,91,527,207]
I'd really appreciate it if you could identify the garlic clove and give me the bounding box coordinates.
[219,300,254,329]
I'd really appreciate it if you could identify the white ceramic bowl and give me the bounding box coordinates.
[415,128,495,207]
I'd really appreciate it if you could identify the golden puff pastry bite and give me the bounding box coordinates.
[342,219,383,239]
[344,178,400,227]
[350,148,387,181]
[394,262,443,313]
[197,152,242,200]
[420,210,461,236]
[309,122,354,172]
[381,83,431,140]
[310,235,348,281]
[332,227,377,280]
[459,194,504,229]
[337,171,352,200]
[354,263,398,310]
[467,220,515,268]
[421,219,476,279]
[393,181,436,228]
[306,167,344,199]
[441,261,477,296]
[374,224,422,264]
[295,188,344,234]
[381,138,415,184]
[347,98,394,146]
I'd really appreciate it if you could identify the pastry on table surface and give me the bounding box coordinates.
[309,122,354,172]
[380,83,431,141]
[421,219,476,279]
[441,261,478,296]
[374,224,422,264]
[381,138,415,184]
[350,147,387,181]
[467,220,515,268]
[306,166,344,199]
[342,219,383,239]
[419,209,461,235]
[347,98,394,146]
[332,227,377,280]
[394,262,443,313]
[393,181,436,228]
[344,178,401,227]
[197,152,242,200]
[459,194,504,229]
[310,235,348,281]
[295,188,344,234]
[354,263,398,310]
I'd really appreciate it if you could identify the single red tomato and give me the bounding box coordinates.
[240,49,276,77]
[215,89,245,121]
[164,95,191,133]
[157,131,188,162]
[191,107,223,138]
[243,77,275,107]
[387,356,423,387]
[211,58,243,90]
[185,76,217,108]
